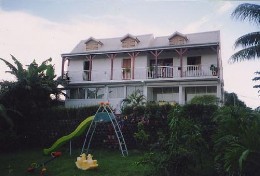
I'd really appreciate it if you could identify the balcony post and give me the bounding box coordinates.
[150,50,163,78]
[106,53,117,80]
[174,48,187,77]
[179,85,184,105]
[127,52,140,79]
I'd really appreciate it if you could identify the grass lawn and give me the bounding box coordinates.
[0,148,150,176]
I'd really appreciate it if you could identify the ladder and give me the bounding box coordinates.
[81,102,128,157]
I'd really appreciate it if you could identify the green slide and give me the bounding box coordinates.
[43,116,94,155]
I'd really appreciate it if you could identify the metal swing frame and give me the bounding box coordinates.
[81,102,128,157]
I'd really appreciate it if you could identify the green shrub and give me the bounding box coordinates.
[189,95,219,105]
[139,105,217,176]
[214,106,260,176]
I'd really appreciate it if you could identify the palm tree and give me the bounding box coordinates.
[0,56,63,114]
[229,3,260,62]
[121,90,146,108]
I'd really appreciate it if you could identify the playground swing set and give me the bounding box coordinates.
[28,102,128,174]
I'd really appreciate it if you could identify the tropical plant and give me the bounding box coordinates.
[0,56,64,115]
[224,91,247,107]
[0,104,14,131]
[229,3,260,62]
[121,90,146,109]
[138,105,213,176]
[214,106,260,176]
[134,122,149,149]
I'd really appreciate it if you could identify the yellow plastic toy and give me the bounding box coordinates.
[75,153,98,170]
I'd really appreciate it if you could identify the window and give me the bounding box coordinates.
[126,86,143,97]
[153,87,179,102]
[87,87,104,99]
[187,56,201,66]
[122,59,131,80]
[109,87,124,98]
[83,61,91,81]
[69,88,85,99]
[207,86,217,93]
[186,86,217,94]
[122,38,137,48]
[83,61,90,70]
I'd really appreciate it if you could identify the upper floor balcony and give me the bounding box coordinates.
[65,64,219,83]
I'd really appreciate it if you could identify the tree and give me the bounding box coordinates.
[224,91,247,108]
[0,55,64,115]
[214,106,260,176]
[229,3,260,62]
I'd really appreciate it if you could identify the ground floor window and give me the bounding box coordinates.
[186,86,217,94]
[185,86,217,102]
[126,86,143,97]
[109,86,124,98]
[69,88,85,99]
[69,87,104,99]
[87,87,104,99]
[153,87,179,102]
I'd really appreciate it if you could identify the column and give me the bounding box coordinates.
[179,85,184,105]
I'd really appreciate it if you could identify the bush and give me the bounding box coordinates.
[139,104,218,176]
[214,106,260,176]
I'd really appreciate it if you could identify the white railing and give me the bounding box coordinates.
[147,66,180,79]
[183,65,216,77]
[66,64,217,83]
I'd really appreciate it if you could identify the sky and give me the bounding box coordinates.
[0,0,260,108]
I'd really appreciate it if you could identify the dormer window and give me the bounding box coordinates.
[121,34,140,48]
[85,37,103,51]
[168,32,188,45]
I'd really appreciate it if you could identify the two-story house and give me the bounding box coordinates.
[61,31,224,112]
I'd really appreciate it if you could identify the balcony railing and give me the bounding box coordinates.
[65,64,218,83]
[122,68,131,80]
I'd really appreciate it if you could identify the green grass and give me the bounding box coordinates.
[0,148,150,176]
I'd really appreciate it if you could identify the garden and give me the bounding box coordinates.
[0,57,260,175]
[1,97,260,176]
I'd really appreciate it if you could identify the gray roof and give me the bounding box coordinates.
[68,31,220,55]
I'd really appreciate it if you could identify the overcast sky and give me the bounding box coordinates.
[0,0,260,108]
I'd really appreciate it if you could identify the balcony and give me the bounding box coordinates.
[65,64,218,83]
[147,65,217,79]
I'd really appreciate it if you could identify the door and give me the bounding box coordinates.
[122,59,131,79]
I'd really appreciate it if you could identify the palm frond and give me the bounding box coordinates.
[0,57,18,75]
[229,45,260,63]
[234,32,260,48]
[10,55,24,74]
[45,65,56,79]
[41,58,52,65]
[232,3,260,25]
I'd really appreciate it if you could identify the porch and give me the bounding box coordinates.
[65,64,218,83]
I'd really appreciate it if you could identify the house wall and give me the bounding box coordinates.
[135,55,147,79]
[68,59,84,82]
[92,58,110,81]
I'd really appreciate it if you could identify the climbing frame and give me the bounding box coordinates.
[81,102,128,157]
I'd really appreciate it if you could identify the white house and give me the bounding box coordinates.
[61,31,224,112]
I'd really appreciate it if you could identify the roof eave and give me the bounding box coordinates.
[61,42,219,58]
